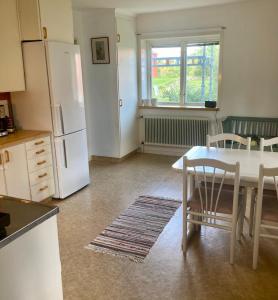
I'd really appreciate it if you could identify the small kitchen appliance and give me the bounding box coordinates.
[0,105,8,137]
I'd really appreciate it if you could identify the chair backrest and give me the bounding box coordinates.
[206,133,251,150]
[183,157,240,216]
[260,137,278,152]
[257,165,278,201]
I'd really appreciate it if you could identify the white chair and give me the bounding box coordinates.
[206,134,250,194]
[260,137,278,152]
[253,165,278,269]
[207,134,252,235]
[250,137,278,236]
[182,157,245,264]
[207,133,251,150]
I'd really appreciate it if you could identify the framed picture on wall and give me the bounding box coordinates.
[91,37,110,64]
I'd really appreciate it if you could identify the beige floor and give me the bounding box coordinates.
[51,153,278,300]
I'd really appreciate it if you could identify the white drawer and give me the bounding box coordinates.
[26,136,50,150]
[27,144,52,160]
[29,166,54,186]
[27,153,53,173]
[31,179,55,202]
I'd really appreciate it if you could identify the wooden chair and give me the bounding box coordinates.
[207,134,252,235]
[253,165,278,269]
[250,137,278,236]
[182,157,245,264]
[207,133,251,150]
[206,134,250,194]
[260,137,278,152]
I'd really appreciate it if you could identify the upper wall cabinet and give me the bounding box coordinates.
[17,0,74,43]
[0,0,25,92]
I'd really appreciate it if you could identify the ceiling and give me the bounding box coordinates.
[72,0,250,15]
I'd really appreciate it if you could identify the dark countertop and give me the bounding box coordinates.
[0,196,59,249]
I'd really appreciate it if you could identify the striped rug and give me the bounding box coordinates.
[86,195,181,263]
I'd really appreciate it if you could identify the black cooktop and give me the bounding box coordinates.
[0,196,59,249]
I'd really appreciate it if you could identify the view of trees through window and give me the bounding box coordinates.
[151,43,220,104]
[151,47,181,103]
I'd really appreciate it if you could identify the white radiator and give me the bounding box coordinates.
[142,116,210,147]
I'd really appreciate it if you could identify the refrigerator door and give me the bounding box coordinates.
[54,130,90,198]
[46,41,86,137]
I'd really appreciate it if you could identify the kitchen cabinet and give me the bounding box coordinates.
[25,136,55,202]
[0,158,6,195]
[18,0,74,43]
[0,198,62,300]
[0,132,55,201]
[0,0,25,92]
[117,17,138,157]
[1,144,31,199]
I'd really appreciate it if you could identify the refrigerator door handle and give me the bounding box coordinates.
[62,139,68,168]
[59,104,65,134]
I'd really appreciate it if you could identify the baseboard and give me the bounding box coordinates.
[139,144,189,157]
[91,146,188,161]
[91,149,139,163]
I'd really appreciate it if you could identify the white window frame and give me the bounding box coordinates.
[139,31,223,107]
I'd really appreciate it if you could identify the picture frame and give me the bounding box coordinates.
[91,37,110,64]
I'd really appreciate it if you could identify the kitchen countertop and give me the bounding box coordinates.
[0,196,59,249]
[0,130,51,149]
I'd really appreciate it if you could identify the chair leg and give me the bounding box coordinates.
[193,209,201,232]
[252,189,262,269]
[253,228,260,270]
[230,226,237,265]
[237,195,247,241]
[249,197,256,237]
[182,209,188,255]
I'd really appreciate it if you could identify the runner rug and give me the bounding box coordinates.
[86,195,181,263]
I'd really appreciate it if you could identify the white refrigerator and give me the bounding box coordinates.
[12,41,90,199]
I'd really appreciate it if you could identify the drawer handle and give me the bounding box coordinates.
[4,150,10,163]
[35,141,44,146]
[42,27,48,39]
[38,173,48,179]
[37,160,47,166]
[36,149,45,155]
[39,186,48,192]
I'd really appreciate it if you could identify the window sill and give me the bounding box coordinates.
[138,105,219,112]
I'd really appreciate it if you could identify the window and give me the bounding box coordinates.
[151,47,181,104]
[185,43,220,104]
[141,35,221,106]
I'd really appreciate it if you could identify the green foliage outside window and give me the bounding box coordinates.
[151,44,220,104]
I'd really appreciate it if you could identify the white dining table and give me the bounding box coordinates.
[172,146,278,187]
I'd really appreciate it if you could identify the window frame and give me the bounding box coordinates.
[141,33,223,107]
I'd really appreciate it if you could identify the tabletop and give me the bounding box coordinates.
[172,146,278,186]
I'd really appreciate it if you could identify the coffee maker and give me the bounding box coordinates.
[0,105,8,137]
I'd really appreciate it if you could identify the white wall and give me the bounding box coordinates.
[136,0,278,119]
[73,8,120,157]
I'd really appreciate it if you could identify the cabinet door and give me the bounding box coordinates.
[117,18,138,157]
[0,0,25,92]
[18,0,74,43]
[39,0,74,43]
[0,153,7,195]
[3,144,31,200]
[17,0,42,41]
